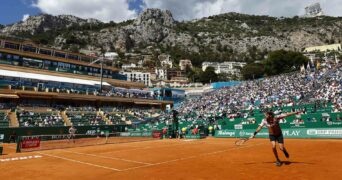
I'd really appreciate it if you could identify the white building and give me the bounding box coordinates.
[179,59,192,71]
[305,3,324,17]
[159,54,173,68]
[304,44,341,53]
[121,71,152,87]
[104,52,118,61]
[121,63,137,70]
[155,68,168,80]
[202,61,246,75]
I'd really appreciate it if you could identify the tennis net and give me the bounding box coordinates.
[16,131,163,152]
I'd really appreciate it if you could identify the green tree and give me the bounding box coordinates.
[199,67,218,84]
[69,45,80,53]
[241,63,265,80]
[264,50,308,76]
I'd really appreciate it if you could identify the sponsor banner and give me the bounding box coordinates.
[185,134,204,139]
[326,122,342,126]
[119,131,152,137]
[120,132,130,137]
[215,128,342,138]
[152,130,163,138]
[141,132,152,137]
[306,128,342,137]
[215,130,236,137]
[130,132,143,137]
[21,137,41,149]
[234,124,243,130]
[0,155,42,163]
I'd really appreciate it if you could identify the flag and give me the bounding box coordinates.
[300,64,305,73]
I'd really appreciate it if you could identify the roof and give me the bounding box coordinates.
[0,69,111,86]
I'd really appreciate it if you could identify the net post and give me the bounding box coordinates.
[16,136,21,153]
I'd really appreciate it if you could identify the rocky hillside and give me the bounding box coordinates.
[1,9,342,66]
[1,14,101,35]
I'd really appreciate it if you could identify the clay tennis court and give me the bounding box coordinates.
[1,138,342,180]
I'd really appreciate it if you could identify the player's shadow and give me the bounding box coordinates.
[281,161,314,165]
[244,161,314,165]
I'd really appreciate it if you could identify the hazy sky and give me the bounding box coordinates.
[1,0,341,25]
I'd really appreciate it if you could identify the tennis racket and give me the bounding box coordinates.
[235,138,250,146]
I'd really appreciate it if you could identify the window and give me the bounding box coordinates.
[22,45,36,53]
[81,56,91,62]
[54,52,66,58]
[44,61,51,66]
[40,49,52,56]
[13,55,20,60]
[68,54,79,60]
[4,42,20,50]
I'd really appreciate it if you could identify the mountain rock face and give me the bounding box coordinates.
[1,9,342,63]
[90,8,178,52]
[1,14,101,35]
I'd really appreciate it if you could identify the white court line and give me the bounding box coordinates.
[60,149,152,165]
[37,152,122,172]
[99,146,152,154]
[99,140,206,155]
[121,142,266,171]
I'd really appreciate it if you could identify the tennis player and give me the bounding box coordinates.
[250,111,300,166]
[68,125,77,143]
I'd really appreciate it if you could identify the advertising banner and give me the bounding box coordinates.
[215,128,342,139]
[21,136,41,149]
[120,131,153,137]
[152,130,163,138]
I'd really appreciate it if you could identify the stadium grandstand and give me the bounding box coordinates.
[0,38,341,180]
[0,37,173,131]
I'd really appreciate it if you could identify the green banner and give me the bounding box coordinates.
[119,131,152,137]
[185,134,206,139]
[1,125,129,143]
[215,129,236,137]
[215,128,342,139]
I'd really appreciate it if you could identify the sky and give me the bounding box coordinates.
[1,0,342,25]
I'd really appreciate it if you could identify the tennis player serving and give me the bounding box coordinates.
[250,111,300,166]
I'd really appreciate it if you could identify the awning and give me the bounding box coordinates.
[134,101,161,105]
[0,94,19,98]
[0,69,111,87]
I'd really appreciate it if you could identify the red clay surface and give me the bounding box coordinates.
[1,138,342,180]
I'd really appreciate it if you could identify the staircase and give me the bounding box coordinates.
[8,111,19,127]
[60,111,72,126]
